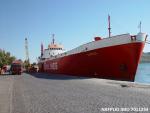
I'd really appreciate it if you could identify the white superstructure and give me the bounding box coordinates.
[42,44,64,58]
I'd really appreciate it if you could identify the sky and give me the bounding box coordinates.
[0,0,150,63]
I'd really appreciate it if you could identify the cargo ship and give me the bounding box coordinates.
[38,17,147,81]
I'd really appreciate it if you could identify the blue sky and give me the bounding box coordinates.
[0,0,150,63]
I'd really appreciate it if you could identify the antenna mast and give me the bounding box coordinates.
[25,38,29,63]
[108,15,111,37]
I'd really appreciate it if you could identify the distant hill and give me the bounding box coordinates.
[140,52,150,63]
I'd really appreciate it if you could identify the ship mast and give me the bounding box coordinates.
[108,15,111,38]
[138,21,142,33]
[52,34,55,44]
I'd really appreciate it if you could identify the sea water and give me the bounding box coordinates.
[135,63,150,84]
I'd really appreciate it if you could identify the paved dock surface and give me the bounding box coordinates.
[0,73,150,113]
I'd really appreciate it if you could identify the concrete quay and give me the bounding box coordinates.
[0,73,150,113]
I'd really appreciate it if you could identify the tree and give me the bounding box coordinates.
[0,50,16,68]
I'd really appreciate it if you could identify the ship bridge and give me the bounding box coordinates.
[41,35,64,59]
[48,44,63,50]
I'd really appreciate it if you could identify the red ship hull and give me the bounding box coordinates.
[39,42,144,81]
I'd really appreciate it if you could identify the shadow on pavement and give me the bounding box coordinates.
[28,72,89,80]
[0,73,11,76]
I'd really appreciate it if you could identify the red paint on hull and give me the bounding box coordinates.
[40,42,144,81]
